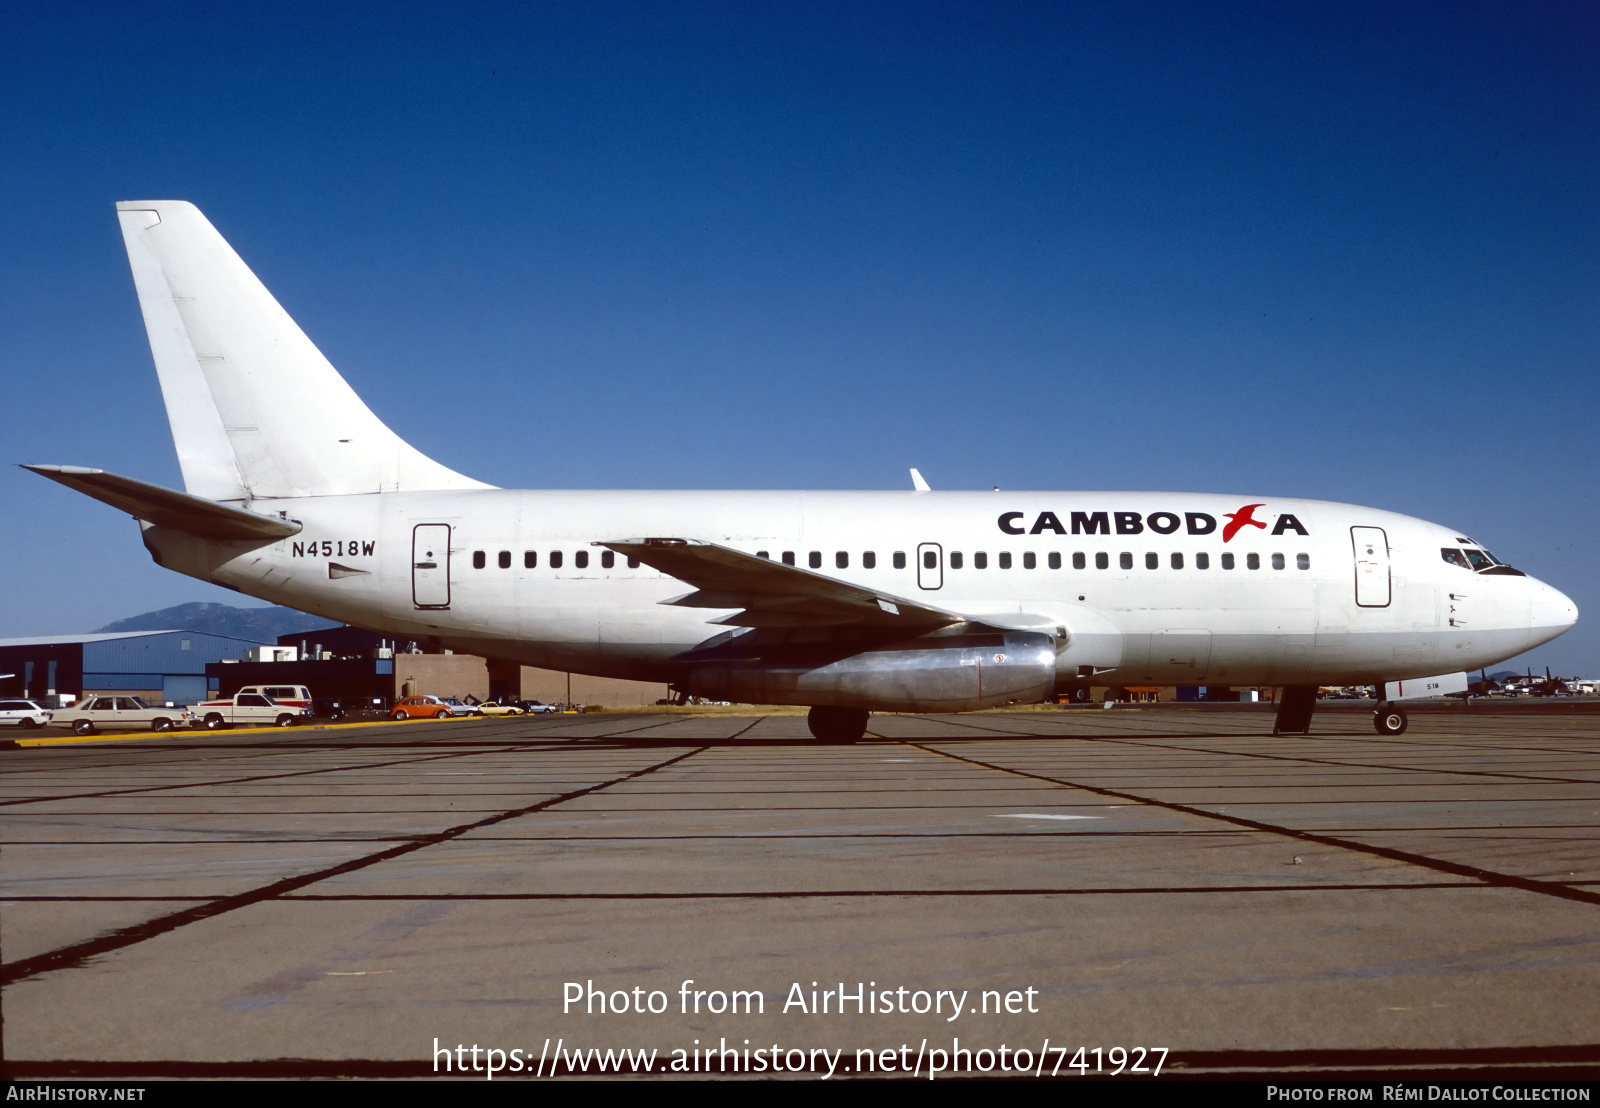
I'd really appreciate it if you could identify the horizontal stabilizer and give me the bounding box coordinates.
[22,465,302,541]
[597,538,962,629]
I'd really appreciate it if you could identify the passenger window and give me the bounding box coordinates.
[974,552,988,569]
[1074,552,1087,570]
[1119,552,1133,570]
[472,550,486,569]
[627,556,640,569]
[782,552,795,566]
[575,551,589,569]
[1023,552,1036,569]
[1171,552,1183,569]
[1297,553,1310,570]
[1095,552,1108,570]
[863,551,876,569]
[836,551,848,569]
[950,552,964,569]
[1247,553,1261,570]
[1441,548,1470,569]
[1144,552,1158,569]
[894,552,907,569]
[757,551,769,560]
[1196,552,1209,570]
[550,551,563,569]
[1221,552,1235,570]
[923,551,936,569]
[498,550,511,569]
[809,551,822,569]
[1048,552,1061,569]
[1271,553,1285,570]
[999,552,1012,569]
[524,551,537,569]
[601,551,615,569]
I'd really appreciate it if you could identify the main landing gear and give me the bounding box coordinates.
[808,706,869,744]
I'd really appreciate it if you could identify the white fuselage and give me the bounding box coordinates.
[139,488,1577,694]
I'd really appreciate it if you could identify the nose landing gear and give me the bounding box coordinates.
[1374,705,1409,735]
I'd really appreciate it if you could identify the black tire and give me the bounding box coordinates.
[1374,707,1409,735]
[275,714,296,727]
[73,719,95,736]
[204,714,227,731]
[393,709,409,721]
[152,718,173,733]
[16,717,38,729]
[807,705,870,744]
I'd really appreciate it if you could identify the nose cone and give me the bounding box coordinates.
[1528,578,1579,648]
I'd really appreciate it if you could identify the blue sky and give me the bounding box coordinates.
[2,1,1595,674]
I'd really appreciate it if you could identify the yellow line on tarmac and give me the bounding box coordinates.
[12,714,487,748]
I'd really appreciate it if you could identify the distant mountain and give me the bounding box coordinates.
[97,602,341,643]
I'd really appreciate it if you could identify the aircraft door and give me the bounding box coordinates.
[917,543,943,590]
[1351,526,1390,608]
[412,524,452,609]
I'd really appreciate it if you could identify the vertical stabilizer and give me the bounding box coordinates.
[115,201,493,501]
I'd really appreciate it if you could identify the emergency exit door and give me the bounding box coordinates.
[1351,526,1390,608]
[413,524,452,609]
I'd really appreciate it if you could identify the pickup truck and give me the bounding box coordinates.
[190,692,313,730]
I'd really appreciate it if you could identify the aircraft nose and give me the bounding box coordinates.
[1529,579,1579,637]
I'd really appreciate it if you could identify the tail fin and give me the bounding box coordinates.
[116,201,493,501]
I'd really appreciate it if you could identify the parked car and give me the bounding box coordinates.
[189,692,312,730]
[390,695,457,720]
[49,695,188,736]
[310,697,346,720]
[439,697,483,717]
[0,699,54,729]
[477,701,526,716]
[517,700,561,714]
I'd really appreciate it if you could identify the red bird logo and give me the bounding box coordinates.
[1223,503,1268,542]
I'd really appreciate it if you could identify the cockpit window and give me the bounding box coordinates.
[1448,546,1527,576]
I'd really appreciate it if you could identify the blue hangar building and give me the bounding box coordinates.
[0,630,269,706]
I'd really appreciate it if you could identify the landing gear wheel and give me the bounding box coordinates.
[807,706,869,744]
[1374,707,1408,735]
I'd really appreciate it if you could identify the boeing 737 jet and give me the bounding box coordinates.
[25,202,1579,742]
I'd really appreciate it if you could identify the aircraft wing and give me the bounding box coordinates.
[23,465,303,541]
[596,538,964,629]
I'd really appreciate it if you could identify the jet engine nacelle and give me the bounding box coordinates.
[686,630,1058,712]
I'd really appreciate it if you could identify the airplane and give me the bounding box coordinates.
[24,201,1580,743]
